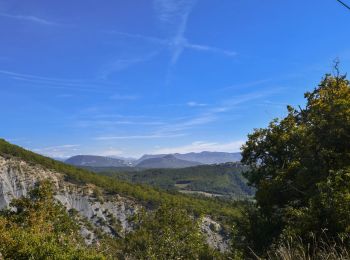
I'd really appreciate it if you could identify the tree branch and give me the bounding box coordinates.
[336,0,350,11]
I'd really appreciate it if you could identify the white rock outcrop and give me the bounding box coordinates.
[0,156,139,243]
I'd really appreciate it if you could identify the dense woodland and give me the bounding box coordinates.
[0,71,350,259]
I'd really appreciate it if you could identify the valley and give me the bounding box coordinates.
[65,151,242,169]
[88,163,254,199]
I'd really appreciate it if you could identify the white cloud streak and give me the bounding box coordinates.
[153,140,245,154]
[99,52,159,79]
[157,89,280,134]
[187,101,207,107]
[106,0,236,79]
[185,43,237,57]
[33,144,80,158]
[94,133,186,140]
[110,94,139,101]
[98,148,124,156]
[0,13,59,26]
[0,69,119,93]
[153,0,236,67]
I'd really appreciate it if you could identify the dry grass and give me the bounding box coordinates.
[253,234,350,260]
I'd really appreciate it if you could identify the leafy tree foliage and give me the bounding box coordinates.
[240,72,350,255]
[0,181,104,259]
[123,204,219,259]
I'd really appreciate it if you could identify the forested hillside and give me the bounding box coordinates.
[89,163,254,199]
[0,139,241,220]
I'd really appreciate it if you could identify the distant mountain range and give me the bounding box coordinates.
[137,151,242,165]
[65,155,131,167]
[65,151,241,169]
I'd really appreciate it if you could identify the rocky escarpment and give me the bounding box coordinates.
[0,155,230,251]
[0,156,139,243]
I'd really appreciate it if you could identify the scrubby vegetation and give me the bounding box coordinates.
[0,181,104,259]
[0,181,226,259]
[89,163,254,199]
[122,205,221,259]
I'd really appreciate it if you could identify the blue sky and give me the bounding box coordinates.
[1,0,350,158]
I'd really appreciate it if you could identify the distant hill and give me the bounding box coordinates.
[135,154,202,169]
[174,151,241,164]
[64,152,242,168]
[136,151,241,165]
[109,155,137,165]
[65,155,131,167]
[135,154,167,164]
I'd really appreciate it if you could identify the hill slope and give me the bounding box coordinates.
[65,155,131,167]
[135,154,202,168]
[175,151,241,164]
[92,163,254,199]
[136,151,241,165]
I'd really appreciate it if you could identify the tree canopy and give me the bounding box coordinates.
[0,181,104,259]
[240,72,350,254]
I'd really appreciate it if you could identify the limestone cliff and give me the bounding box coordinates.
[0,155,230,251]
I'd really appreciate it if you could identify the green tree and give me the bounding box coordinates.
[0,181,105,259]
[123,204,219,259]
[240,71,350,253]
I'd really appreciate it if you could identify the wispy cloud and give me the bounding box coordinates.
[94,133,186,140]
[156,88,282,134]
[99,52,159,79]
[152,0,237,84]
[222,79,273,91]
[155,0,232,64]
[76,119,164,128]
[0,13,60,26]
[109,30,236,59]
[73,111,164,129]
[153,0,196,24]
[106,0,236,82]
[33,144,80,158]
[158,114,216,133]
[0,69,119,93]
[187,101,207,107]
[153,140,245,154]
[98,148,124,156]
[185,43,237,57]
[110,94,139,101]
[106,31,168,45]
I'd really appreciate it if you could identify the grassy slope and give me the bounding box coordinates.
[88,163,254,199]
[0,139,241,223]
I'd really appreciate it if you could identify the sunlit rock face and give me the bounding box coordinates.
[0,156,139,243]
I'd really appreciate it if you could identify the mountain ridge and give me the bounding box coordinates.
[135,154,203,169]
[65,155,131,167]
[65,151,242,168]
